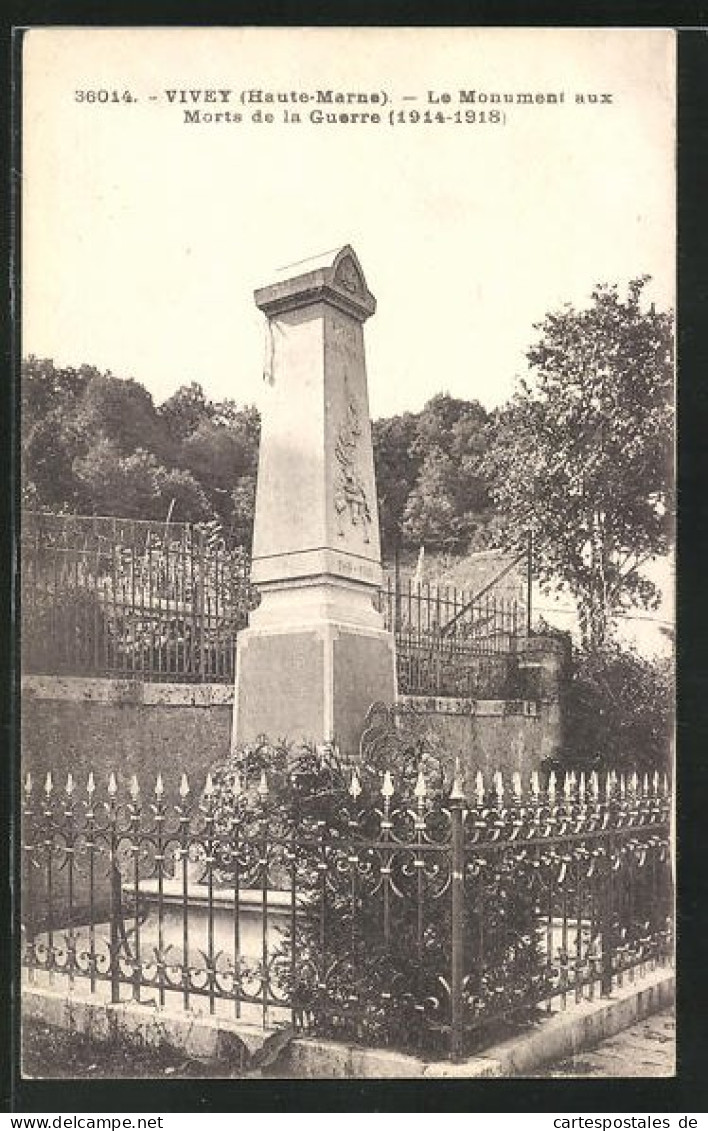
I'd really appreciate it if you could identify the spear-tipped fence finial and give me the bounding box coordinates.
[24,771,32,796]
[108,772,117,797]
[349,768,362,800]
[512,770,522,801]
[129,774,140,801]
[381,770,395,800]
[87,771,95,797]
[449,757,465,803]
[531,770,540,800]
[65,772,74,796]
[155,772,164,798]
[414,769,427,802]
[44,771,53,796]
[493,770,504,804]
[179,772,190,799]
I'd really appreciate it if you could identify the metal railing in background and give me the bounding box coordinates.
[378,571,526,697]
[21,761,673,1062]
[21,514,528,696]
[21,513,257,683]
[378,572,524,654]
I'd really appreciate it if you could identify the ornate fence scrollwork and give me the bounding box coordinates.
[22,751,673,1061]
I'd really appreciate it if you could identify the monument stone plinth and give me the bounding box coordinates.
[233,245,397,755]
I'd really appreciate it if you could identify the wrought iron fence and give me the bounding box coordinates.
[21,513,257,682]
[378,573,524,654]
[21,514,527,697]
[378,574,526,698]
[21,750,673,1061]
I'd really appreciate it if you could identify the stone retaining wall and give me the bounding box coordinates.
[21,670,562,790]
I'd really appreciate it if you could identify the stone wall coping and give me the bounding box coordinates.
[22,674,549,719]
[22,675,545,718]
[21,675,234,707]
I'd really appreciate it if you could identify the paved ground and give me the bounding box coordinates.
[536,1008,675,1077]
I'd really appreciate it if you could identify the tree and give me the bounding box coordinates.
[21,359,260,540]
[402,449,463,552]
[73,441,214,522]
[21,358,95,508]
[372,413,422,560]
[564,644,673,770]
[159,382,213,445]
[373,395,494,559]
[402,396,493,554]
[176,410,260,531]
[73,372,169,460]
[485,278,673,649]
[21,356,93,421]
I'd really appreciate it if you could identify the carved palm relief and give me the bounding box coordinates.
[333,375,372,542]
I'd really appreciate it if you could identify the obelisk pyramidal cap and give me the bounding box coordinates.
[233,246,396,755]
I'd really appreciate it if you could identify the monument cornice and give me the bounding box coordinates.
[254,244,376,322]
[255,281,375,321]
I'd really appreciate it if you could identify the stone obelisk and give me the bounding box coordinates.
[233,246,396,756]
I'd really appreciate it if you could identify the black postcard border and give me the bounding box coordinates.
[3,15,707,1115]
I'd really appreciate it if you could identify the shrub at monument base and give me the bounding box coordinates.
[210,739,547,1057]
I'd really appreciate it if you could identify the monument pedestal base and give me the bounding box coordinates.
[234,580,396,756]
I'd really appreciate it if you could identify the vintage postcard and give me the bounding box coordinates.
[18,27,675,1087]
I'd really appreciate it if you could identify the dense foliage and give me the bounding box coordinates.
[21,360,260,547]
[485,279,674,649]
[22,360,498,558]
[373,394,497,558]
[563,643,673,771]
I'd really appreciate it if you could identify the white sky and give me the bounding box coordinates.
[22,27,675,420]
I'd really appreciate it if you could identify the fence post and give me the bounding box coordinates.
[394,545,401,635]
[108,782,122,1005]
[22,775,36,975]
[198,527,207,682]
[601,831,615,996]
[450,767,466,1061]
